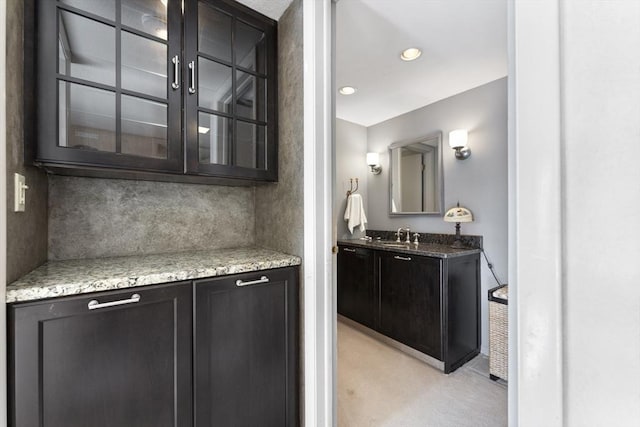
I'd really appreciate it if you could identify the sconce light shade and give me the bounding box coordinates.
[449,129,471,160]
[366,152,382,174]
[443,203,473,248]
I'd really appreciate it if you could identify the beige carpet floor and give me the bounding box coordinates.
[337,321,507,427]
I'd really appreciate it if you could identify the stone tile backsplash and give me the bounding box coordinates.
[48,176,255,260]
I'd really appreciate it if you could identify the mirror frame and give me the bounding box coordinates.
[388,131,444,216]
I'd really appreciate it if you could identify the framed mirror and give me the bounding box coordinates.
[389,132,443,215]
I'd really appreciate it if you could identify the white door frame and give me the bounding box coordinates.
[302,0,334,425]
[1,0,9,425]
[510,1,564,426]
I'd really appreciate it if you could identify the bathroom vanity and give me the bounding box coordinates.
[337,236,480,374]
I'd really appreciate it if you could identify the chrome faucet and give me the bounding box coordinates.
[396,227,411,243]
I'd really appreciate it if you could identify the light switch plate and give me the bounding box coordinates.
[14,173,27,212]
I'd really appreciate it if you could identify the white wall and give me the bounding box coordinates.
[513,1,640,425]
[561,2,640,425]
[366,78,508,354]
[335,119,368,240]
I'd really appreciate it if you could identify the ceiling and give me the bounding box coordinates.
[336,0,507,127]
[236,0,294,21]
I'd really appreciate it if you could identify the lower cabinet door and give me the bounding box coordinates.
[9,282,193,427]
[194,267,299,427]
[379,252,443,359]
[337,245,376,329]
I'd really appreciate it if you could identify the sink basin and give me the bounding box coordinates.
[380,242,411,248]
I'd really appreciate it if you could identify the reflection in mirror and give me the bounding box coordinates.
[389,132,443,215]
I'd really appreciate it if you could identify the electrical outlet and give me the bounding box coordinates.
[14,173,28,212]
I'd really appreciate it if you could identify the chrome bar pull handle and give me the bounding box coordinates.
[236,276,269,287]
[88,294,141,310]
[343,248,357,253]
[188,61,196,94]
[394,255,412,261]
[171,55,180,90]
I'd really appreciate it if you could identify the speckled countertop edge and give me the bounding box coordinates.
[337,239,480,258]
[6,247,301,304]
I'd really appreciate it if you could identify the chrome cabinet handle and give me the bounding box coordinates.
[88,294,141,310]
[236,276,269,287]
[188,61,196,94]
[343,248,357,253]
[171,55,180,90]
[394,255,412,261]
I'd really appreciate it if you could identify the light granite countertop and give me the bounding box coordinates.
[6,247,301,303]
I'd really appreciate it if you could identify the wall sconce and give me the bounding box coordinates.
[449,129,471,160]
[366,152,382,174]
[443,202,474,248]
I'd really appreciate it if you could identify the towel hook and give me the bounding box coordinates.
[346,178,359,197]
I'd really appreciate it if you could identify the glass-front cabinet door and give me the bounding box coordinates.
[184,0,277,181]
[36,0,183,172]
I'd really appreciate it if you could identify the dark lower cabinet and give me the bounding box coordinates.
[8,266,300,427]
[8,282,193,427]
[379,252,442,359]
[337,245,376,329]
[337,244,480,373]
[194,267,299,427]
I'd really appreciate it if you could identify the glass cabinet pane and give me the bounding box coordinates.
[198,58,232,113]
[60,0,115,20]
[235,72,266,121]
[122,0,168,40]
[58,11,115,86]
[236,121,266,169]
[235,20,266,74]
[198,112,231,165]
[198,2,232,62]
[121,95,168,159]
[59,82,116,152]
[122,32,167,99]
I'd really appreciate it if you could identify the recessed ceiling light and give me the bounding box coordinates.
[339,86,357,95]
[400,47,422,61]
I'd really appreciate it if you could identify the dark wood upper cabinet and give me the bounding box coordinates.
[29,0,278,183]
[184,0,278,181]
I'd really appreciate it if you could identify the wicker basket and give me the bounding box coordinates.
[488,284,508,381]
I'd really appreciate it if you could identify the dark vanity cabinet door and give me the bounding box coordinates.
[184,0,278,181]
[378,251,443,359]
[194,267,298,427]
[34,0,184,173]
[337,245,377,329]
[8,282,193,427]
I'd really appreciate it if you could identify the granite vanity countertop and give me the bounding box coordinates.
[337,238,481,258]
[6,247,301,303]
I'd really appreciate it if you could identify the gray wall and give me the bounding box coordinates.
[365,78,508,354]
[335,119,368,240]
[255,0,304,257]
[5,0,48,283]
[48,176,255,260]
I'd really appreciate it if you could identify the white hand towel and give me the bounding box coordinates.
[344,193,368,233]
